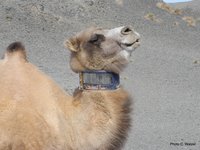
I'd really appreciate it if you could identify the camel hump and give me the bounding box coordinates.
[5,42,27,61]
[7,42,25,52]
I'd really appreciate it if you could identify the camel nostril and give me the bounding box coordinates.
[121,26,133,35]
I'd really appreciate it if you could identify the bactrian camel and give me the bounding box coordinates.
[0,26,140,150]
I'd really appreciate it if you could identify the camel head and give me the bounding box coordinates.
[65,26,140,74]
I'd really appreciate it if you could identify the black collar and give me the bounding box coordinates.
[79,70,120,90]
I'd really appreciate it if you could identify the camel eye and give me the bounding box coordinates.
[89,34,105,45]
[89,34,98,43]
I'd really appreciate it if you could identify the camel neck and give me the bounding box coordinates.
[79,71,120,90]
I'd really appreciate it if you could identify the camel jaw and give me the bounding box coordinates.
[79,71,120,90]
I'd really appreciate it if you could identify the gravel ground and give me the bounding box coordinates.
[0,0,200,149]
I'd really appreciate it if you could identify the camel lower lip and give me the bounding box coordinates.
[123,43,134,47]
[122,38,140,47]
[122,41,139,47]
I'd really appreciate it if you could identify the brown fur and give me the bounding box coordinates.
[0,27,139,150]
[5,42,27,61]
[65,27,140,74]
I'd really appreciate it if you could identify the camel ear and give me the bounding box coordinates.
[65,37,80,52]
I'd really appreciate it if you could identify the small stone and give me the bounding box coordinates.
[193,60,200,64]
[124,77,128,80]
[182,16,196,27]
[173,22,179,26]
[144,13,162,23]
[6,16,12,21]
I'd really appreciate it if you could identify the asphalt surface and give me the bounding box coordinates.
[0,0,200,149]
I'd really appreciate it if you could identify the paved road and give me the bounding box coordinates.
[0,0,200,149]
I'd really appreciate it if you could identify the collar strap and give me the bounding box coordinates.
[79,71,120,90]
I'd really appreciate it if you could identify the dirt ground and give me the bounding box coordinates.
[0,0,200,149]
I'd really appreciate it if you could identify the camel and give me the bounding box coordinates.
[0,26,140,150]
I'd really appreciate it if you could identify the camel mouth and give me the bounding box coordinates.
[123,39,139,46]
[121,38,140,50]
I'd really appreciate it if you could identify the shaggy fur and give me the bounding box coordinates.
[0,26,140,150]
